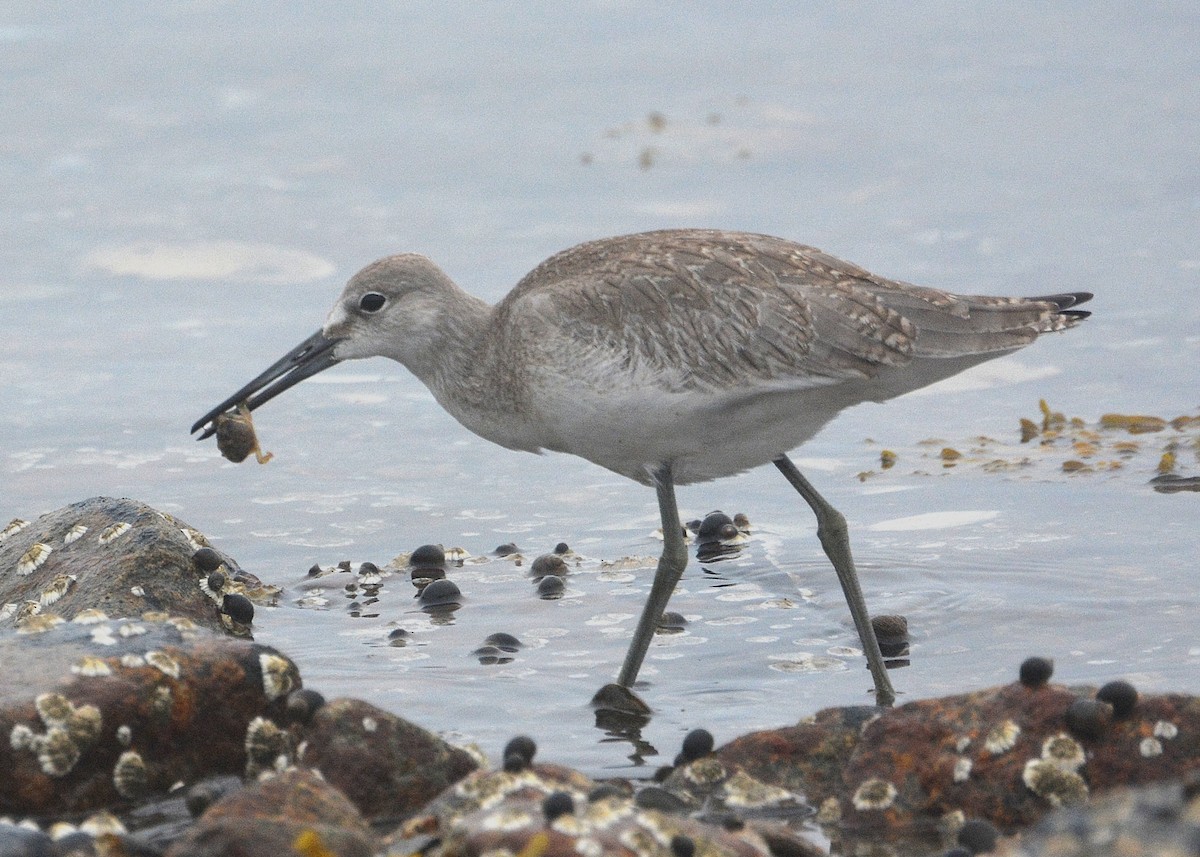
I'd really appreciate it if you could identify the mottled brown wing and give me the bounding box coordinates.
[502,230,916,394]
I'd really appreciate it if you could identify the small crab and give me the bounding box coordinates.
[214,403,273,464]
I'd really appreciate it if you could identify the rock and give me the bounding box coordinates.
[0,497,278,637]
[711,680,1200,850]
[390,759,812,857]
[166,767,373,857]
[0,619,300,816]
[410,794,796,857]
[398,761,597,844]
[1003,778,1200,856]
[294,698,478,821]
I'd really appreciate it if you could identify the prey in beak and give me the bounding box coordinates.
[190,329,342,442]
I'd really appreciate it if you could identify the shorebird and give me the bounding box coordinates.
[192,229,1091,708]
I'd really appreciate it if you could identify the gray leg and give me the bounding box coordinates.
[616,464,688,688]
[773,454,896,706]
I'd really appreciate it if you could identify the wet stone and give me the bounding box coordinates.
[482,632,522,653]
[418,578,461,608]
[294,697,478,821]
[166,767,372,857]
[537,575,565,599]
[657,611,688,632]
[1010,779,1200,857]
[528,553,567,579]
[711,677,1200,851]
[0,620,300,815]
[408,544,446,571]
[0,497,278,637]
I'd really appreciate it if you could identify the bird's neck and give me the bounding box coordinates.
[406,291,541,452]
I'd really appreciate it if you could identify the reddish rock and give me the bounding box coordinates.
[166,767,374,857]
[295,697,478,820]
[0,620,300,815]
[712,681,1200,847]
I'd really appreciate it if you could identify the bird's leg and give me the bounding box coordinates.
[616,464,687,688]
[773,454,896,707]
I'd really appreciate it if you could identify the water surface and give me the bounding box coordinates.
[2,3,1197,778]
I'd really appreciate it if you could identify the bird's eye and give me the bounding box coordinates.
[359,292,386,313]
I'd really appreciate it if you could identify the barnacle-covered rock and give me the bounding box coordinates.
[0,497,279,637]
[0,618,300,815]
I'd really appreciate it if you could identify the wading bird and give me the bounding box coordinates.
[193,229,1091,708]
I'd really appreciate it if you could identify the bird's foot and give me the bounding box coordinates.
[591,682,652,716]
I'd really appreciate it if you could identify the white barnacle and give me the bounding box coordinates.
[362,717,378,733]
[244,716,290,774]
[953,756,973,783]
[259,652,297,700]
[39,574,76,607]
[179,527,206,551]
[144,651,181,679]
[954,735,971,753]
[10,723,36,751]
[129,585,146,597]
[0,518,30,542]
[35,693,73,725]
[17,612,63,634]
[1139,737,1163,758]
[67,704,102,746]
[116,724,133,746]
[0,602,18,622]
[151,686,173,717]
[112,750,150,799]
[72,608,110,624]
[17,543,53,575]
[1022,759,1088,807]
[1041,733,1086,772]
[1153,720,1178,740]
[71,656,113,677]
[984,720,1021,754]
[574,837,604,857]
[91,625,117,646]
[721,769,796,808]
[47,821,78,839]
[851,778,897,811]
[682,756,727,786]
[816,796,842,824]
[480,807,536,832]
[117,623,147,638]
[62,524,88,545]
[120,654,146,668]
[78,811,126,836]
[38,726,82,777]
[96,522,132,545]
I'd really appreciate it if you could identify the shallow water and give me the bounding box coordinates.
[2,3,1198,781]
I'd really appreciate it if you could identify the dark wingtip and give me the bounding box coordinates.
[1026,291,1094,311]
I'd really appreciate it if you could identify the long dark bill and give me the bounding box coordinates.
[190,330,343,440]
